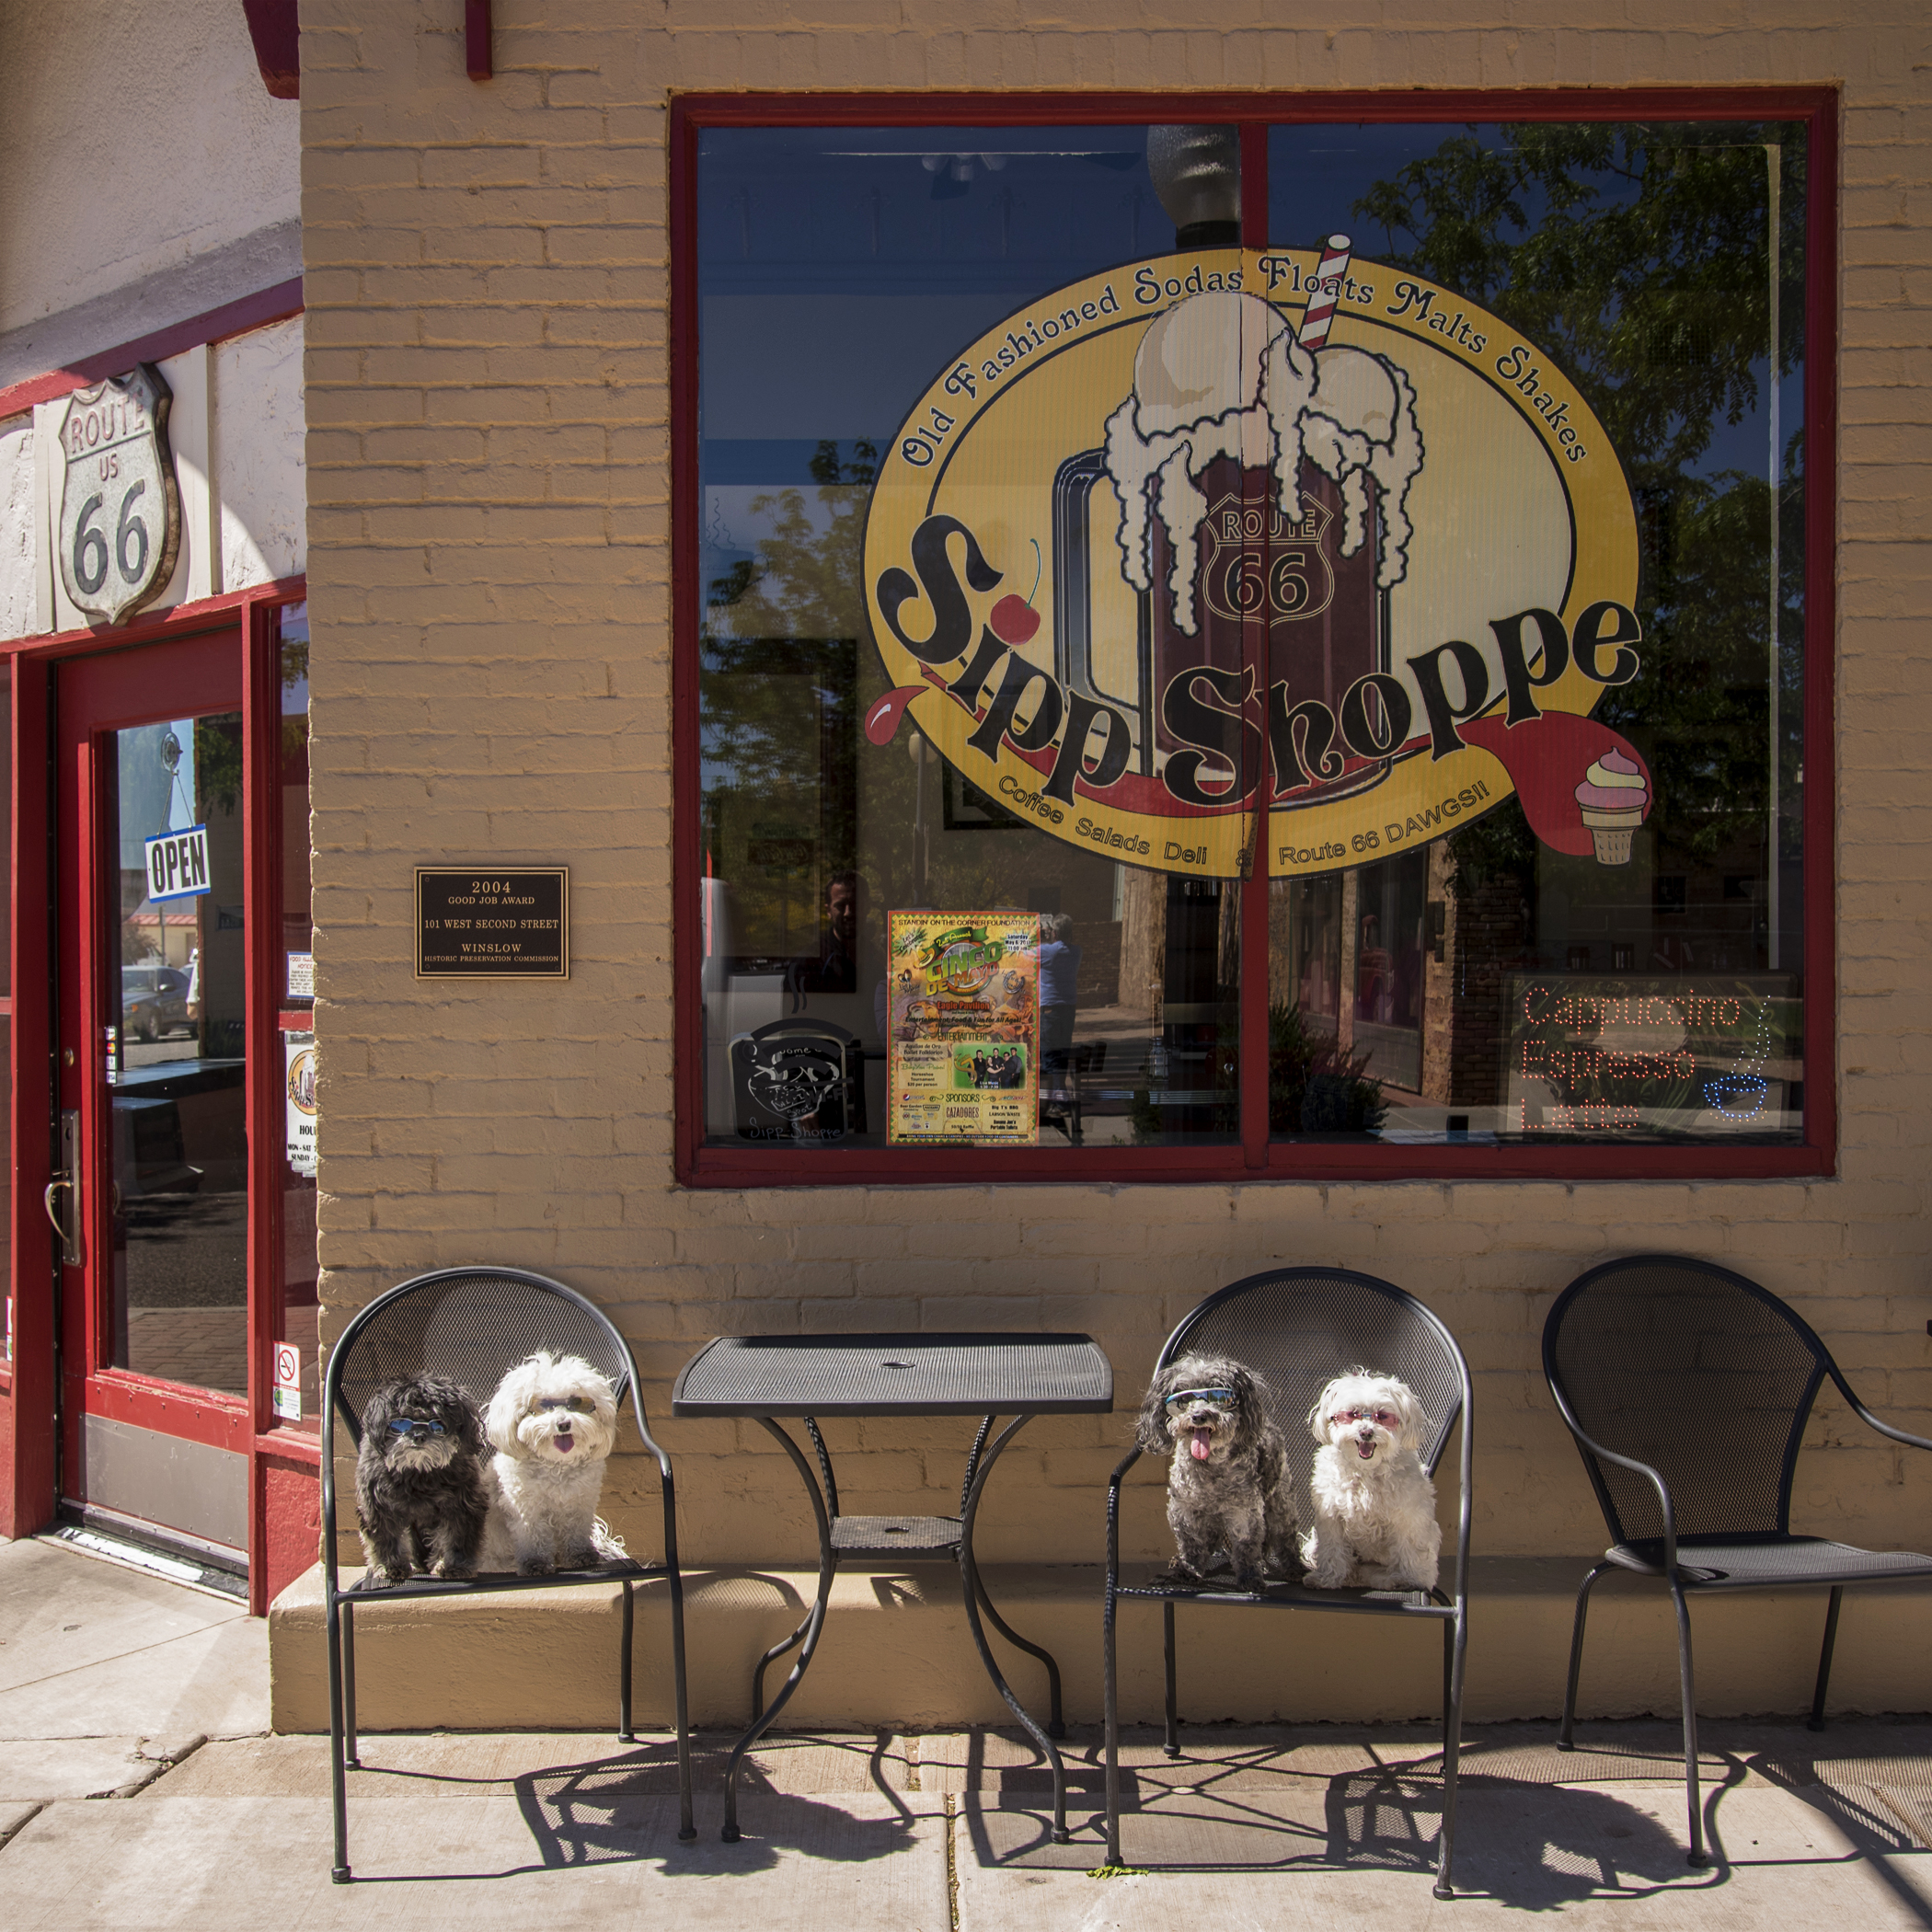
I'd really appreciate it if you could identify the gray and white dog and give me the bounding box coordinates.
[353,1374,489,1589]
[1136,1353,1298,1590]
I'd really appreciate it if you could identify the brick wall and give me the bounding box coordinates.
[300,1,1932,1573]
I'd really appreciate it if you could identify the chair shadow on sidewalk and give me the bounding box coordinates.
[339,1731,919,1880]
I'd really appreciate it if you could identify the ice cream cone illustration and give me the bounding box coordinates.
[1574,749,1650,865]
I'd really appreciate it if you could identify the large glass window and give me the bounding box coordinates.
[680,100,1823,1177]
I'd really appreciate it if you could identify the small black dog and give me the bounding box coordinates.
[353,1374,489,1589]
[1136,1353,1298,1591]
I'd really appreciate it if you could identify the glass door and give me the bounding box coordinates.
[55,631,254,1564]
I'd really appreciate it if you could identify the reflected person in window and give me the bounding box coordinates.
[1038,914,1083,1102]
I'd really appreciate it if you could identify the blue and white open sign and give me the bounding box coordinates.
[145,824,211,901]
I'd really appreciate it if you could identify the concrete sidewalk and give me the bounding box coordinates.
[4,1534,1932,1928]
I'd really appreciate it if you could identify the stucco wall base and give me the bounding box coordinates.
[269,1559,1932,1736]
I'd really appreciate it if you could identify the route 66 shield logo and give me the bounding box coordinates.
[57,363,181,626]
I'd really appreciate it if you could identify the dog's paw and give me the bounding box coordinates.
[431,1560,476,1581]
[560,1545,599,1572]
[355,1569,400,1593]
[517,1556,556,1577]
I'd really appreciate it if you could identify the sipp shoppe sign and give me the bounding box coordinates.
[863,246,1654,879]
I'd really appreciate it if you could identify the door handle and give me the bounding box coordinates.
[45,1110,82,1266]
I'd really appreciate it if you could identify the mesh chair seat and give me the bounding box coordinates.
[1544,1253,1932,1869]
[1606,1535,1932,1588]
[1103,1264,1473,1898]
[1114,1574,1442,1611]
[320,1266,694,1879]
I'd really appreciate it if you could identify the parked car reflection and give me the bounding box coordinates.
[121,962,193,1042]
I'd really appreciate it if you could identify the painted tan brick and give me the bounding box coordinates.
[301,1,1932,1594]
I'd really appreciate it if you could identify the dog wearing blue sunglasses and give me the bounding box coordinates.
[353,1374,489,1588]
[1136,1354,1298,1592]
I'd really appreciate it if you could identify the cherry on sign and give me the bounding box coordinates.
[989,537,1043,644]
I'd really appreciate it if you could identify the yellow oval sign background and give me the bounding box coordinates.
[862,249,1640,879]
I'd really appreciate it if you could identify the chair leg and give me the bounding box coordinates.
[326,1590,351,1883]
[1558,1563,1613,1751]
[342,1598,360,1770]
[1433,1603,1468,1901]
[1809,1586,1843,1733]
[1669,1579,1705,1867]
[1103,1570,1122,1867]
[669,1569,696,1844]
[619,1580,635,1743]
[1162,1600,1179,1759]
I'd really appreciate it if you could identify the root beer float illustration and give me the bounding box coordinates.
[1098,239,1424,807]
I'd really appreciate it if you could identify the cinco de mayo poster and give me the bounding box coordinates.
[886,912,1041,1145]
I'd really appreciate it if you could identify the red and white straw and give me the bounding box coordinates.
[1299,233,1353,351]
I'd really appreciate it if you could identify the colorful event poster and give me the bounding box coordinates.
[886,912,1041,1145]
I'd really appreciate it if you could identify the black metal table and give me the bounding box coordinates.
[673,1331,1114,1842]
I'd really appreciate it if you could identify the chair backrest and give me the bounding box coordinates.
[1159,1266,1467,1479]
[326,1266,639,1450]
[1543,1254,1831,1546]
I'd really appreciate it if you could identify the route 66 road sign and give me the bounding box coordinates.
[57,363,181,626]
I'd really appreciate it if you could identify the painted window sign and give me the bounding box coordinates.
[691,112,1812,1160]
[863,246,1649,883]
[144,824,211,902]
[56,363,182,627]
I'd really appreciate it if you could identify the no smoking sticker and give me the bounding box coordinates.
[273,1342,303,1421]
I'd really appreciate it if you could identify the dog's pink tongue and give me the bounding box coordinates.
[556,1435,574,1453]
[1190,1430,1213,1462]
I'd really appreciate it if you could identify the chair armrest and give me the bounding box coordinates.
[1826,1369,1932,1455]
[1547,1387,1683,1578]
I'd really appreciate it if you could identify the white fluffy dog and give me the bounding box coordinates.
[1300,1370,1441,1592]
[479,1350,627,1574]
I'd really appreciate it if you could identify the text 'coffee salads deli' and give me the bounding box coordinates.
[861,245,1656,881]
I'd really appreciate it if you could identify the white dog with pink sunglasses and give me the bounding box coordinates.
[478,1350,627,1574]
[1300,1370,1440,1592]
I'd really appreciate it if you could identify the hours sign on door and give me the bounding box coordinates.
[56,363,182,627]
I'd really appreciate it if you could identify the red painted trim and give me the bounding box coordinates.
[0,576,309,663]
[256,1429,321,1466]
[467,0,493,82]
[240,0,299,100]
[672,99,707,1189]
[76,1372,252,1456]
[0,279,304,422]
[55,630,256,1489]
[673,88,1835,128]
[244,595,282,1611]
[1801,93,1838,1176]
[1,661,55,1536]
[670,89,1841,1189]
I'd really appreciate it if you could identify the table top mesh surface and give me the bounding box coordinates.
[673,1332,1112,1416]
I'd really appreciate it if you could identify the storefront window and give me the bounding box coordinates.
[679,101,1822,1177]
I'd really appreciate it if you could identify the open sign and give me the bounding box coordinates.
[144,825,210,901]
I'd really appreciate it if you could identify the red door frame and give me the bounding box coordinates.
[57,632,249,1478]
[0,577,317,1613]
[670,86,1839,1188]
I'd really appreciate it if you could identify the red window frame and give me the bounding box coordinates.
[672,86,1838,1187]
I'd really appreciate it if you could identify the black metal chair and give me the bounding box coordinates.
[1543,1253,1932,1867]
[1103,1265,1473,1897]
[320,1265,694,1880]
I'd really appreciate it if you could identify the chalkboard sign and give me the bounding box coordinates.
[416,869,569,978]
[1503,973,1799,1137]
